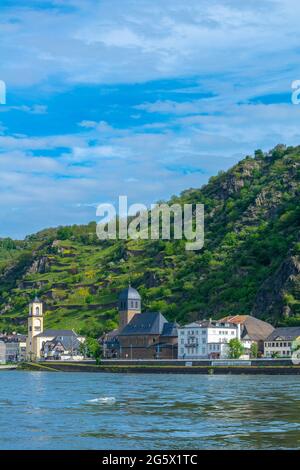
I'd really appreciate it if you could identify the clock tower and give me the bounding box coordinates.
[26,296,44,360]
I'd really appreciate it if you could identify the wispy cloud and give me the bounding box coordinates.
[0,0,299,237]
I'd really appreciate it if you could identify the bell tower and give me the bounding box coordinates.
[118,285,141,330]
[26,296,44,360]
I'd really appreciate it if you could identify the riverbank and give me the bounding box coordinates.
[19,361,300,374]
[0,365,17,370]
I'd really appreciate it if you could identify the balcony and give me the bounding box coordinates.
[185,342,198,348]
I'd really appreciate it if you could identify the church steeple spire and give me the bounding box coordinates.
[118,285,141,330]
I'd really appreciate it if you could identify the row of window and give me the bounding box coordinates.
[180,330,206,335]
[180,329,235,336]
[180,347,206,355]
[119,300,140,310]
[265,342,292,348]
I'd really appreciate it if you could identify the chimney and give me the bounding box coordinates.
[237,323,241,340]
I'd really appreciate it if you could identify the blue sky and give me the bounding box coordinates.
[1,0,300,238]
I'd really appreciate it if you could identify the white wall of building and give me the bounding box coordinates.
[264,340,293,358]
[178,321,239,359]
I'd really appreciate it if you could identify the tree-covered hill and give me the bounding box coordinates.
[0,144,299,336]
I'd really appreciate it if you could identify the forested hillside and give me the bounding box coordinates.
[0,144,299,336]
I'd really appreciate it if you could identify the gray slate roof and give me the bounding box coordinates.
[119,312,168,336]
[119,286,141,301]
[195,320,237,329]
[42,335,81,352]
[266,327,300,342]
[53,335,81,350]
[161,322,178,337]
[35,329,79,338]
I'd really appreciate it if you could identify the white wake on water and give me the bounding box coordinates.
[87,396,116,404]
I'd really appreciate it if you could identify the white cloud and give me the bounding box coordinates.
[0,0,300,237]
[1,0,300,87]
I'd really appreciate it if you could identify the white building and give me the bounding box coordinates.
[0,334,27,363]
[178,320,240,359]
[264,327,300,358]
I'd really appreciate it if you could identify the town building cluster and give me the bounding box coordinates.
[102,286,300,361]
[1,286,300,364]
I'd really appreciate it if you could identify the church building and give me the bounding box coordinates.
[26,297,85,360]
[102,286,178,359]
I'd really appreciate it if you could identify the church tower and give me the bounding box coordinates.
[118,285,141,330]
[26,296,44,360]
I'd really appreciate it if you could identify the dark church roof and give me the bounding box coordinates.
[119,286,141,301]
[119,312,168,336]
[161,322,178,337]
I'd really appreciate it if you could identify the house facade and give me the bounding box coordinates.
[264,327,300,358]
[0,334,27,363]
[177,320,239,359]
[41,333,84,360]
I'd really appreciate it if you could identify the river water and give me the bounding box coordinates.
[0,371,300,449]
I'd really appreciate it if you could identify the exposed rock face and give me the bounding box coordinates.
[220,175,245,197]
[252,255,300,319]
[27,257,50,274]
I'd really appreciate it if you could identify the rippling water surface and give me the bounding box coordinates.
[1,371,300,449]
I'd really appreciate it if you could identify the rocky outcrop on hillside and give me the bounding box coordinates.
[252,255,300,320]
[27,256,50,274]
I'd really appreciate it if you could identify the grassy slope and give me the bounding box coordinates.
[0,144,299,336]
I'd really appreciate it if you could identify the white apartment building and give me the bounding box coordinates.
[178,320,240,359]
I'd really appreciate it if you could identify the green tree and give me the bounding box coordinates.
[81,337,102,363]
[57,226,73,240]
[228,338,244,359]
[250,342,258,358]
